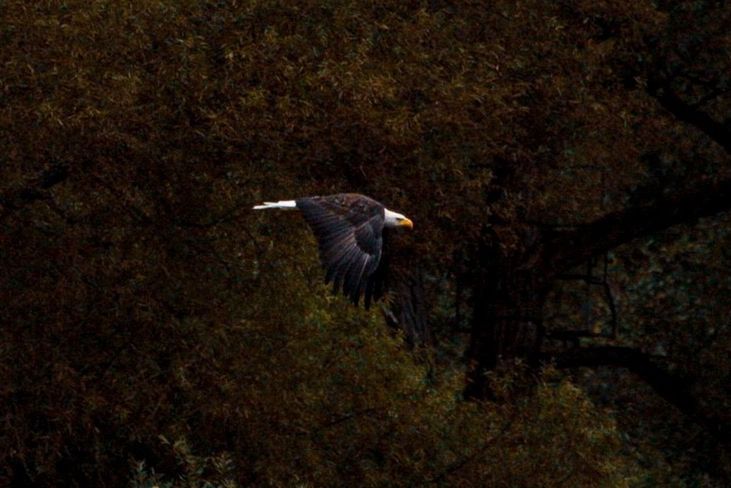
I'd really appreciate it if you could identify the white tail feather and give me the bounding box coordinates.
[252,200,297,210]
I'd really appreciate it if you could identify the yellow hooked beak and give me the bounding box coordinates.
[400,217,414,229]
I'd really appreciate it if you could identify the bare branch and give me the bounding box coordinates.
[545,176,731,275]
[647,77,731,154]
[546,346,730,446]
[0,164,69,222]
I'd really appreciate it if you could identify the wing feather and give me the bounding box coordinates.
[350,256,371,304]
[296,194,385,307]
[333,245,361,294]
[344,252,367,298]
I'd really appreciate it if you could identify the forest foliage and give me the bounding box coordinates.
[1,0,729,486]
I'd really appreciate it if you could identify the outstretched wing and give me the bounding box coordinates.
[296,194,385,307]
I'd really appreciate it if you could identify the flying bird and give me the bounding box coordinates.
[253,193,413,308]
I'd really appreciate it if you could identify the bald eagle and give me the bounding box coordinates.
[253,193,413,308]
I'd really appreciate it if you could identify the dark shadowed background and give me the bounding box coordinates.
[1,1,729,486]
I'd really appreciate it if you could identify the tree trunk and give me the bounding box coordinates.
[465,176,731,401]
[464,241,549,399]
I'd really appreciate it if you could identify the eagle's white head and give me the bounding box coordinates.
[384,208,414,229]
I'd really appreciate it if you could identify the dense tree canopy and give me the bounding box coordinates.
[1,0,729,486]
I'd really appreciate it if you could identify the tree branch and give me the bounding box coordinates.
[0,164,69,223]
[545,176,731,274]
[546,346,730,446]
[647,77,731,155]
